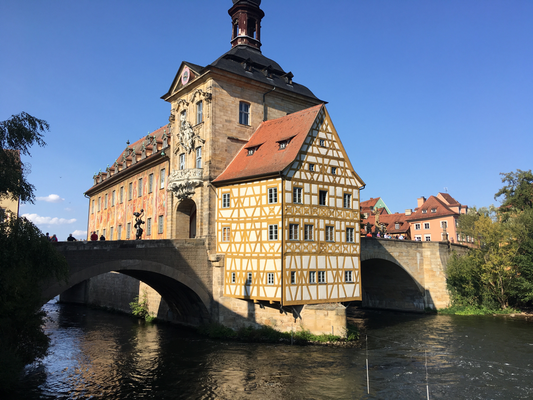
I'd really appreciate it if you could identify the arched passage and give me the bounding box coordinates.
[361,258,427,312]
[175,199,197,239]
[43,260,212,326]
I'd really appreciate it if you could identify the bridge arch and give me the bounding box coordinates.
[46,240,213,326]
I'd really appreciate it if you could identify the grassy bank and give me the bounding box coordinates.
[197,323,359,345]
[438,305,521,316]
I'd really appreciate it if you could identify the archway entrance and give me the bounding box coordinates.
[175,199,197,239]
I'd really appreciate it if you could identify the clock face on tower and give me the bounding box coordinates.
[181,67,190,85]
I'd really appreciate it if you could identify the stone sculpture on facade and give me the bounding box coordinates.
[167,169,203,201]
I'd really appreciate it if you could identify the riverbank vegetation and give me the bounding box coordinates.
[197,322,359,345]
[129,289,156,323]
[444,170,533,315]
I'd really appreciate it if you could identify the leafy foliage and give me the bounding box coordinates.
[446,170,533,312]
[0,112,48,203]
[129,289,156,323]
[0,215,69,391]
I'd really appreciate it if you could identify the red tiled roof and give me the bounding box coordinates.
[361,198,380,208]
[438,192,460,206]
[113,125,169,166]
[406,195,458,221]
[213,104,324,183]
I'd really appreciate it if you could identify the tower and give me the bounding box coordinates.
[229,0,265,50]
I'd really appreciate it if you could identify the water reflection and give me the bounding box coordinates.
[19,302,533,399]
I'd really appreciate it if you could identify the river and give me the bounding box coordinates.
[18,301,533,399]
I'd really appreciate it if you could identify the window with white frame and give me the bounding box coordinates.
[222,193,230,208]
[246,272,252,285]
[422,209,427,214]
[146,218,152,235]
[431,208,437,213]
[126,222,131,239]
[309,163,315,171]
[424,222,430,229]
[318,271,325,283]
[104,194,108,209]
[138,178,143,197]
[293,187,302,204]
[239,102,250,125]
[179,153,185,170]
[222,227,231,241]
[267,273,274,285]
[326,226,334,241]
[196,100,203,124]
[196,147,202,168]
[268,187,278,203]
[319,190,327,206]
[345,270,353,282]
[441,221,448,228]
[415,223,421,230]
[231,272,236,283]
[304,224,314,241]
[344,193,351,209]
[148,173,154,193]
[415,235,422,241]
[309,271,316,284]
[395,223,400,230]
[289,224,299,240]
[160,169,165,189]
[425,235,431,241]
[118,225,122,240]
[290,271,296,284]
[346,227,354,243]
[158,215,164,234]
[269,224,278,240]
[278,141,288,150]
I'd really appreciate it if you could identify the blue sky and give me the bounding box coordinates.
[1,0,532,240]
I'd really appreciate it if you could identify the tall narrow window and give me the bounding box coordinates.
[231,272,236,283]
[290,271,296,284]
[118,225,122,240]
[268,187,278,204]
[239,102,250,125]
[346,228,354,243]
[222,193,231,208]
[343,193,351,209]
[109,226,114,240]
[345,270,353,282]
[196,147,202,169]
[246,272,252,285]
[120,186,124,203]
[104,194,108,209]
[128,182,133,200]
[147,218,152,235]
[91,200,94,214]
[267,273,274,285]
[126,223,131,239]
[148,174,154,193]
[196,101,203,124]
[97,197,101,211]
[309,271,316,284]
[318,271,326,284]
[112,190,115,206]
[179,153,185,170]
[269,224,278,240]
[158,215,164,234]
[326,226,334,242]
[319,190,327,206]
[138,178,143,197]
[289,224,299,240]
[160,168,165,189]
[293,187,302,204]
[304,225,314,241]
[331,167,337,175]
[222,227,231,241]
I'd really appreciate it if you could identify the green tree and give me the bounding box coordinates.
[0,112,48,203]
[0,215,68,391]
[495,169,533,217]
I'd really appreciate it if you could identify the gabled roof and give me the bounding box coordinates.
[437,192,460,206]
[406,195,459,221]
[213,104,324,184]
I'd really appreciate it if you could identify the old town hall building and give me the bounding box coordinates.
[85,0,365,311]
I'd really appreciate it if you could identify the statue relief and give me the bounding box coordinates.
[167,169,203,201]
[177,111,205,154]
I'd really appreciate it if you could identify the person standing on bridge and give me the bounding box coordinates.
[90,231,98,241]
[99,234,106,241]
[67,234,77,242]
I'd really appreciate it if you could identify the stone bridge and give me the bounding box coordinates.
[45,238,470,330]
[360,237,469,311]
[45,239,220,326]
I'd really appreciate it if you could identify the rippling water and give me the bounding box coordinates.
[18,302,533,399]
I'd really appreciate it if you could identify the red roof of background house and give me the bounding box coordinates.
[406,195,459,221]
[213,104,324,183]
[438,192,460,206]
[113,125,169,166]
[360,211,410,235]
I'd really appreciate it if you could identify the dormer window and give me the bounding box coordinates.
[431,208,437,213]
[422,209,427,214]
[247,148,255,156]
[279,141,288,150]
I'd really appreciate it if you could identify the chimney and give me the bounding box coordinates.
[417,197,426,208]
[405,209,412,216]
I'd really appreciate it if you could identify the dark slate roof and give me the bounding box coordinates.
[208,45,321,101]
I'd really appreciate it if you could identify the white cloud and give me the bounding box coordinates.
[22,213,76,225]
[72,230,87,238]
[36,194,64,203]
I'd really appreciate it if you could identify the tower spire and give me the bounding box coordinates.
[228,0,265,51]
